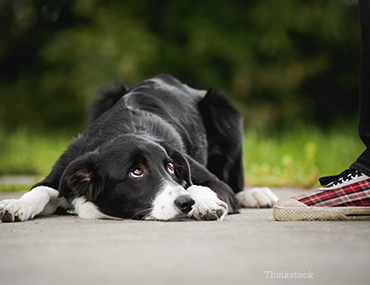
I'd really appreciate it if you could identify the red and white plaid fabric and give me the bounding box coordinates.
[291,179,370,207]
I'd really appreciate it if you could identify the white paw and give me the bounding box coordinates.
[187,185,228,221]
[236,187,279,208]
[0,199,32,222]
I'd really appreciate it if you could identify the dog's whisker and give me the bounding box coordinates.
[128,208,153,220]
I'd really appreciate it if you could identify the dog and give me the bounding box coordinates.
[0,74,278,222]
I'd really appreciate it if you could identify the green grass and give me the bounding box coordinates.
[0,128,73,191]
[243,124,364,188]
[0,184,33,193]
[0,124,365,191]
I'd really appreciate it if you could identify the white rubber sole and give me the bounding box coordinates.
[273,204,370,221]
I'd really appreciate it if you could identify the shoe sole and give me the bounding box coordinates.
[273,205,370,221]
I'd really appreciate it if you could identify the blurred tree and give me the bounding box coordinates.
[0,0,361,133]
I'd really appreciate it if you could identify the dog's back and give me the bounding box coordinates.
[88,74,244,193]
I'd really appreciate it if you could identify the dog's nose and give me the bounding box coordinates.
[174,195,195,214]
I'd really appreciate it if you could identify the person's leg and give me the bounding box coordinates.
[273,0,370,221]
[350,0,370,176]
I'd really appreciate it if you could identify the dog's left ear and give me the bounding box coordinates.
[162,144,192,186]
[58,154,105,202]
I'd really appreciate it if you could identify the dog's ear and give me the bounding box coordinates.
[58,154,104,202]
[162,144,192,186]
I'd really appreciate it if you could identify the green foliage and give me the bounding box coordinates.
[0,0,364,191]
[0,0,361,132]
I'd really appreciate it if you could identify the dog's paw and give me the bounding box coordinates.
[236,187,278,208]
[187,185,228,221]
[0,199,31,222]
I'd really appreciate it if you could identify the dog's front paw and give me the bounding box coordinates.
[0,199,31,222]
[236,187,278,208]
[187,185,228,221]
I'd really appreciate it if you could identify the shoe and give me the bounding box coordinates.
[273,169,370,221]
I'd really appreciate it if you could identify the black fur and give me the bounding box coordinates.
[32,74,244,219]
[88,81,129,125]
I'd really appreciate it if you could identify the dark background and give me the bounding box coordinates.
[0,0,361,134]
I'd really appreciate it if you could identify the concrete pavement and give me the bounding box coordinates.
[0,189,369,285]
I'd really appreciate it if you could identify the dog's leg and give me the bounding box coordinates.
[198,89,244,194]
[0,186,70,222]
[236,187,279,208]
[183,154,240,220]
[187,185,228,221]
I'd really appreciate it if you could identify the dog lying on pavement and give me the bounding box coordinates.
[0,74,278,222]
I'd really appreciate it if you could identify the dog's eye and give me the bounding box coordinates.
[167,162,174,174]
[131,168,144,178]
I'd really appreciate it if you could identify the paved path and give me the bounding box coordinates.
[0,189,369,285]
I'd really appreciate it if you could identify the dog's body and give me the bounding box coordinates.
[0,75,278,222]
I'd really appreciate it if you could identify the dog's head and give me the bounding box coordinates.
[58,135,195,220]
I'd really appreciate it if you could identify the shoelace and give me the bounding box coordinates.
[319,169,363,187]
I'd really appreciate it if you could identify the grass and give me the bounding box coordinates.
[0,184,33,193]
[0,128,73,175]
[0,128,73,192]
[243,123,364,188]
[0,123,365,191]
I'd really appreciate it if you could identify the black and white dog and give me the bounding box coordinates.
[0,75,277,222]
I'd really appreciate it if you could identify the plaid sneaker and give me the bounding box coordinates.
[273,169,370,221]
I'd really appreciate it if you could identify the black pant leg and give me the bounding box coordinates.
[350,0,370,175]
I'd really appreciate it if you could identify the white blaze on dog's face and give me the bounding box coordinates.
[58,135,194,220]
[146,182,194,220]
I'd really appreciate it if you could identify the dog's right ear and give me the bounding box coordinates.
[58,154,104,202]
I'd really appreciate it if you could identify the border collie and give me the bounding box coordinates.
[0,75,278,222]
